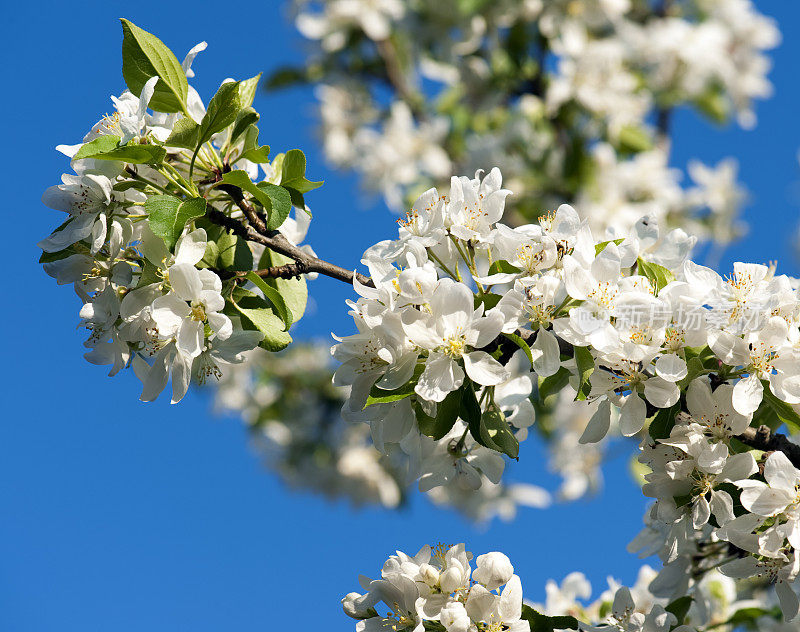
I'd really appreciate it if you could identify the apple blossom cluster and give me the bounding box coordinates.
[38,20,320,403]
[341,545,715,632]
[345,544,800,630]
[276,0,775,242]
[214,343,550,522]
[633,382,800,621]
[341,544,537,632]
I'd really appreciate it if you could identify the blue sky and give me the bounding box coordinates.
[1,1,799,630]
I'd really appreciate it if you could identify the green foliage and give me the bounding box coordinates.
[760,381,800,434]
[238,73,261,108]
[220,170,291,228]
[538,367,572,402]
[488,259,522,275]
[245,271,292,330]
[649,403,681,440]
[364,365,425,407]
[74,136,166,164]
[479,405,519,458]
[417,388,461,440]
[616,125,653,154]
[197,80,243,148]
[165,117,200,149]
[595,238,624,256]
[665,596,692,625]
[238,125,271,163]
[257,182,292,230]
[215,229,253,272]
[230,107,260,145]
[280,149,323,208]
[520,605,579,631]
[120,19,188,114]
[573,346,594,401]
[503,332,533,366]
[228,287,292,352]
[637,258,675,294]
[258,248,308,324]
[144,195,207,250]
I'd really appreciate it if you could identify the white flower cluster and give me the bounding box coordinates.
[342,544,529,632]
[333,166,800,613]
[635,382,800,621]
[215,343,549,522]
[287,0,774,244]
[38,39,312,403]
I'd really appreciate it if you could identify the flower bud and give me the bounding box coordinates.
[419,563,440,587]
[440,566,464,593]
[341,592,372,619]
[473,552,514,591]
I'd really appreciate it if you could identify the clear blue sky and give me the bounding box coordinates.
[1,2,799,630]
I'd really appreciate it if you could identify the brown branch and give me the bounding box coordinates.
[210,187,374,287]
[737,425,800,469]
[251,262,309,280]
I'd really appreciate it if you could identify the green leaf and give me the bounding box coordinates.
[216,229,253,272]
[245,271,292,330]
[474,292,502,311]
[637,258,675,294]
[418,388,461,440]
[220,170,277,218]
[594,238,624,256]
[238,73,262,108]
[257,182,292,230]
[649,403,681,440]
[574,346,594,401]
[364,365,425,407]
[77,141,166,165]
[481,406,519,458]
[503,333,533,366]
[120,19,188,114]
[144,195,207,251]
[229,290,292,352]
[617,125,653,154]
[488,260,522,275]
[461,382,482,432]
[665,596,692,625]
[537,367,571,402]
[258,248,308,324]
[520,605,579,632]
[761,383,800,434]
[197,80,242,147]
[239,125,271,163]
[74,135,122,160]
[230,107,259,145]
[280,149,323,194]
[723,606,781,627]
[165,117,200,149]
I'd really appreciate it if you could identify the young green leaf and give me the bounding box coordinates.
[258,248,308,324]
[77,142,166,165]
[165,117,200,149]
[761,382,800,434]
[144,195,207,250]
[637,258,675,294]
[245,271,293,330]
[503,333,533,366]
[228,291,292,352]
[238,73,262,108]
[573,346,594,401]
[73,136,122,160]
[220,170,276,215]
[197,80,242,147]
[238,125,271,163]
[418,388,461,440]
[257,182,292,230]
[481,406,519,458]
[230,107,260,145]
[280,149,323,194]
[120,19,188,114]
